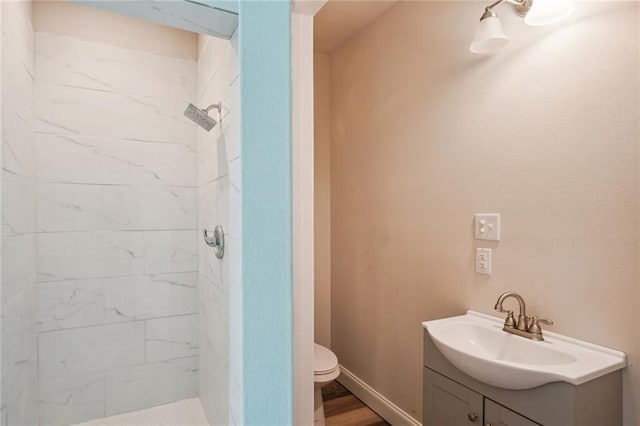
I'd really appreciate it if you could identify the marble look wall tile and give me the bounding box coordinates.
[38,373,105,426]
[38,322,145,379]
[2,34,35,122]
[144,230,198,274]
[104,272,197,322]
[1,353,38,426]
[145,314,198,362]
[37,183,103,233]
[142,142,197,187]
[2,172,36,236]
[2,234,37,307]
[101,92,196,144]
[197,127,226,185]
[37,280,104,332]
[104,356,198,416]
[35,133,145,185]
[35,83,104,136]
[37,231,145,282]
[103,186,197,231]
[198,273,229,424]
[2,1,34,77]
[35,84,196,145]
[1,288,37,377]
[35,32,142,94]
[36,32,195,101]
[2,108,35,178]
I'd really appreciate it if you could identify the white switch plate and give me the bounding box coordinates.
[475,213,500,241]
[476,248,492,275]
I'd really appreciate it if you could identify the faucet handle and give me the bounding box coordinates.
[528,316,553,334]
[504,310,516,328]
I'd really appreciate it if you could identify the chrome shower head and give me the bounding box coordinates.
[184,102,220,131]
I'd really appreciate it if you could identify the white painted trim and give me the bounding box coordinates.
[291,1,327,424]
[292,8,320,426]
[338,365,423,426]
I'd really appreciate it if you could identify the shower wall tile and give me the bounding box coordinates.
[101,92,196,144]
[37,272,198,332]
[36,32,195,101]
[37,231,145,282]
[144,230,198,274]
[1,288,37,377]
[38,321,145,379]
[145,314,198,362]
[142,142,198,187]
[33,21,198,424]
[104,272,197,322]
[2,234,37,307]
[2,108,35,177]
[37,279,105,332]
[35,133,146,185]
[1,0,34,77]
[2,172,36,237]
[104,356,198,416]
[37,183,103,233]
[1,2,37,425]
[1,351,38,426]
[197,32,241,426]
[102,186,197,231]
[35,84,197,145]
[34,84,104,136]
[38,372,105,426]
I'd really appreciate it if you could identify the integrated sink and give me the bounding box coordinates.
[422,311,626,390]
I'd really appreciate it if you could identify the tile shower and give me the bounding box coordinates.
[0,1,240,425]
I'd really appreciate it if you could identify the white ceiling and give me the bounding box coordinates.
[314,0,399,53]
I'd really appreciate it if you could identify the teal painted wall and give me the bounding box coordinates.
[240,1,293,424]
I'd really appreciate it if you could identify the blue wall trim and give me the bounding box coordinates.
[240,1,293,424]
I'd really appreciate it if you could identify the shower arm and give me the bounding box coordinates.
[204,103,222,113]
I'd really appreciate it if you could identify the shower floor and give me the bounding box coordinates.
[74,398,209,426]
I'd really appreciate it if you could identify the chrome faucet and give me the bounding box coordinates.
[494,291,553,341]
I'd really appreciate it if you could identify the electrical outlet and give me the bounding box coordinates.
[475,213,500,241]
[476,248,492,275]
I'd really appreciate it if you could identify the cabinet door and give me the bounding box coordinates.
[424,368,483,426]
[484,399,541,426]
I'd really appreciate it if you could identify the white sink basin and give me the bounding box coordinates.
[422,311,626,390]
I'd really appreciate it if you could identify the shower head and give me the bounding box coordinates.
[184,102,221,131]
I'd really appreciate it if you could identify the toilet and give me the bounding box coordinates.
[314,343,340,426]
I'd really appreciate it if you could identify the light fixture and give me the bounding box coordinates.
[524,0,575,26]
[470,0,575,54]
[470,10,509,54]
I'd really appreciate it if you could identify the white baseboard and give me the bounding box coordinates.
[336,365,422,426]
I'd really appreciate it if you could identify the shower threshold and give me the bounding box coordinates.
[73,398,209,426]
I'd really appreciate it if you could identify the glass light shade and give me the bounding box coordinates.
[524,0,575,26]
[469,16,509,54]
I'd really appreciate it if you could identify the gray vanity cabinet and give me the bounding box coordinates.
[424,368,483,425]
[424,368,539,426]
[484,399,539,426]
[423,330,622,425]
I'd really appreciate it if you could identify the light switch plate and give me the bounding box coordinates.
[475,213,500,241]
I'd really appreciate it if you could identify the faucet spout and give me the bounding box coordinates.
[494,291,528,330]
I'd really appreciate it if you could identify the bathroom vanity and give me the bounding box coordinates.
[422,312,626,426]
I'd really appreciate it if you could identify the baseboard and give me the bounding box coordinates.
[337,365,422,426]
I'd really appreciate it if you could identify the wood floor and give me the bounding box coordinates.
[322,381,390,426]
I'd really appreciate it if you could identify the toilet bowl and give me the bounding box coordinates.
[314,343,340,426]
